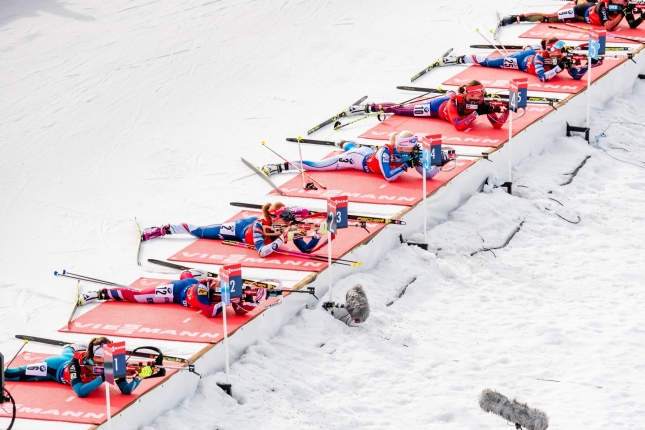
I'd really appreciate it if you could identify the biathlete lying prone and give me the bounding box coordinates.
[343,81,509,132]
[439,37,599,81]
[261,131,457,181]
[4,337,152,398]
[141,202,325,257]
[78,269,268,316]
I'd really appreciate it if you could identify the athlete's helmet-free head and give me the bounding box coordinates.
[459,80,486,104]
[180,268,207,280]
[390,131,418,152]
[84,336,112,362]
[544,38,566,57]
[270,205,296,223]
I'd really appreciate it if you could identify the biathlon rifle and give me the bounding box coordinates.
[396,86,561,105]
[229,202,406,225]
[468,44,633,52]
[14,335,190,364]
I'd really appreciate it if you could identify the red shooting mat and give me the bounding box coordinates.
[518,21,645,43]
[358,106,553,145]
[61,277,282,343]
[268,152,475,205]
[442,52,627,92]
[168,210,384,270]
[0,351,178,425]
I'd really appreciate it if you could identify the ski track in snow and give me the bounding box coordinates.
[1,0,644,428]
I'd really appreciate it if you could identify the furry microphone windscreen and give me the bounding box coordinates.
[345,284,370,323]
[479,389,549,430]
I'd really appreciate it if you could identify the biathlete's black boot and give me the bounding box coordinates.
[500,15,519,26]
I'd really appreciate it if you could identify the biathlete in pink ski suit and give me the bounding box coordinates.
[78,269,268,316]
[141,202,321,257]
[440,38,595,81]
[261,131,454,182]
[345,81,508,132]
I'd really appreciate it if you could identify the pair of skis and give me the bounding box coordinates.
[307,95,369,135]
[147,259,281,290]
[410,48,454,82]
[148,259,316,298]
[229,201,405,225]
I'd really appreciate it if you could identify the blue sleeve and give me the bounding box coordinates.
[377,147,406,182]
[414,165,441,179]
[72,376,103,398]
[568,66,588,80]
[532,55,547,82]
[252,219,283,257]
[116,377,141,395]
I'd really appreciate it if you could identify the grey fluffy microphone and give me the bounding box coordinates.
[479,389,549,430]
[345,284,370,323]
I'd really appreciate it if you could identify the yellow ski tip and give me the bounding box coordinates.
[261,141,266,145]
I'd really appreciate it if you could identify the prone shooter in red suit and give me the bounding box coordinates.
[345,81,509,132]
[79,269,268,316]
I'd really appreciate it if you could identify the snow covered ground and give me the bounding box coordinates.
[2,0,645,428]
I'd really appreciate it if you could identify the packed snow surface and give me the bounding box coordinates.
[1,0,644,429]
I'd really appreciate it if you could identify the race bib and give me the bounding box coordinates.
[558,8,575,20]
[220,222,236,236]
[502,57,519,69]
[413,104,432,117]
[155,284,174,298]
[25,362,48,377]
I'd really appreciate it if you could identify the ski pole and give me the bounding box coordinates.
[489,28,509,54]
[54,270,133,289]
[476,28,508,54]
[296,136,308,189]
[333,95,440,131]
[260,141,327,189]
[6,338,29,369]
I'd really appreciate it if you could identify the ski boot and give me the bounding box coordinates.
[79,289,107,306]
[261,163,289,176]
[440,55,465,66]
[499,15,520,26]
[141,225,171,241]
[347,105,370,116]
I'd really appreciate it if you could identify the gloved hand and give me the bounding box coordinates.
[137,365,153,379]
[413,156,423,167]
[404,158,415,169]
[558,56,572,70]
[489,104,503,113]
[476,103,489,115]
[281,229,293,243]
